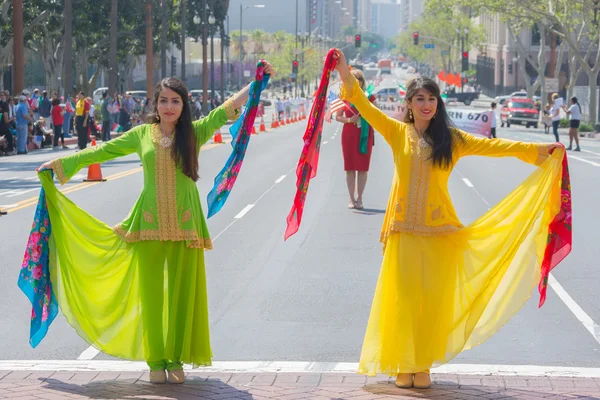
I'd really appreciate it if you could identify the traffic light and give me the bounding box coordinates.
[413,32,419,45]
[461,51,469,71]
[292,60,299,74]
[508,63,513,74]
[355,34,361,48]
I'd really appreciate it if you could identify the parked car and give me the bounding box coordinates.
[375,87,401,100]
[444,88,480,106]
[500,97,539,128]
[126,90,147,101]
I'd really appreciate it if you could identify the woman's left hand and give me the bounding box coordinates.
[546,142,563,155]
[263,61,275,77]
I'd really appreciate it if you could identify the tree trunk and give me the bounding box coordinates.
[161,0,167,78]
[76,43,90,93]
[63,0,73,97]
[587,69,599,123]
[181,0,186,82]
[145,2,154,99]
[538,24,547,112]
[109,0,118,95]
[13,0,24,94]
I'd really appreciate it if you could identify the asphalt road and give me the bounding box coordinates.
[0,71,599,372]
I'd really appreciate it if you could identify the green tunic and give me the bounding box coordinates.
[52,104,236,249]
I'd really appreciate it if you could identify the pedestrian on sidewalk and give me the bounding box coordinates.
[101,92,111,142]
[0,91,14,154]
[15,95,32,154]
[335,69,375,210]
[38,91,52,129]
[333,49,567,390]
[75,92,90,150]
[51,98,66,149]
[550,93,562,142]
[490,102,497,138]
[37,63,276,386]
[562,96,581,152]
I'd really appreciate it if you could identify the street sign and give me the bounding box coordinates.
[545,77,559,92]
[290,73,296,78]
[441,50,448,55]
[424,43,435,49]
[244,70,251,78]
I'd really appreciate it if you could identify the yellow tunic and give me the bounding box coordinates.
[340,74,565,375]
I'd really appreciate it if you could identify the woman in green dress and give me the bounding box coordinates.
[37,65,274,384]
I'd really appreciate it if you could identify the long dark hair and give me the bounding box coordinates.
[148,77,199,182]
[571,96,581,114]
[404,77,461,169]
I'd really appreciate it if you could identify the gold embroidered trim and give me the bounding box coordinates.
[51,159,68,185]
[113,225,213,249]
[181,209,192,223]
[379,124,463,253]
[223,98,240,120]
[143,211,155,224]
[340,73,358,101]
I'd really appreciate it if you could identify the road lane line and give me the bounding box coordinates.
[6,188,39,198]
[275,175,287,184]
[0,360,599,377]
[548,274,600,344]
[234,204,255,219]
[569,155,600,167]
[322,141,328,145]
[76,346,101,361]
[462,178,474,188]
[581,149,600,156]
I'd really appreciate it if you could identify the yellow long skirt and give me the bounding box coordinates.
[358,150,564,375]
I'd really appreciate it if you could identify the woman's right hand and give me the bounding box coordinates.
[332,48,348,74]
[36,161,54,172]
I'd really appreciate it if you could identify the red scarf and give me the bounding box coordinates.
[538,150,572,307]
[284,49,338,240]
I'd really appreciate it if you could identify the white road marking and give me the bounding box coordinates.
[234,204,255,219]
[0,204,18,208]
[6,188,39,198]
[580,148,600,156]
[275,175,287,184]
[549,274,600,344]
[462,178,474,188]
[322,141,328,145]
[76,346,101,361]
[569,155,600,167]
[0,360,598,377]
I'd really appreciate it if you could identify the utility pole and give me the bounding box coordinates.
[109,0,118,95]
[181,0,186,82]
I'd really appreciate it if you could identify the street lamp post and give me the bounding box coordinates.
[209,13,216,107]
[513,56,519,91]
[239,4,265,89]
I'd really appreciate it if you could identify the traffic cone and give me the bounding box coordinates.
[286,117,290,124]
[271,113,278,128]
[84,139,107,182]
[260,121,266,132]
[280,118,285,126]
[252,125,257,135]
[213,129,223,143]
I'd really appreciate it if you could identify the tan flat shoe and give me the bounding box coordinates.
[168,369,185,384]
[394,373,413,388]
[413,371,431,389]
[149,370,166,384]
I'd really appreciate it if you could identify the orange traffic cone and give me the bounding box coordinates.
[271,114,278,128]
[280,118,285,126]
[260,122,266,132]
[286,117,290,124]
[213,129,223,143]
[252,125,257,135]
[84,139,107,182]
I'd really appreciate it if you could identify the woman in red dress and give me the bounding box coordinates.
[336,69,375,210]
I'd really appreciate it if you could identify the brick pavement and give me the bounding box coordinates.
[0,371,599,399]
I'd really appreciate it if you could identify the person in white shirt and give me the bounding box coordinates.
[550,93,562,142]
[562,96,582,151]
[490,102,497,138]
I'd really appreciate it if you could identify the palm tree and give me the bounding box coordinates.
[250,29,267,57]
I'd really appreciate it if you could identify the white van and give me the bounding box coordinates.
[93,87,108,104]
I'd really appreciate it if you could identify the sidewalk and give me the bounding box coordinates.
[1,370,599,399]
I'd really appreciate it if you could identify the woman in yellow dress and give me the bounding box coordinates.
[332,50,565,389]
